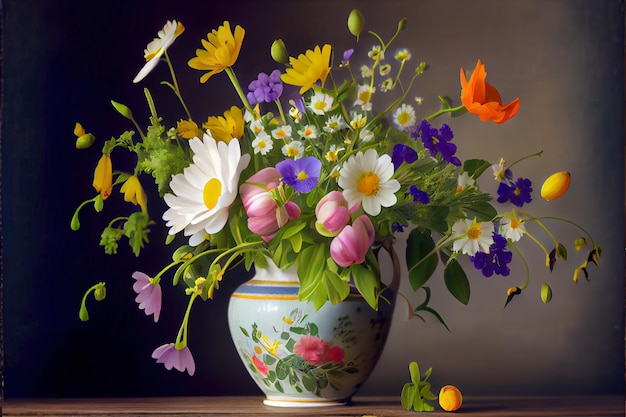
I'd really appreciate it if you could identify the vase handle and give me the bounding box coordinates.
[379,239,401,295]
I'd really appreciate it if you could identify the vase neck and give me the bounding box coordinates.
[253,258,299,283]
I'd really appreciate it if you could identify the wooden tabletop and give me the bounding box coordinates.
[3,395,624,416]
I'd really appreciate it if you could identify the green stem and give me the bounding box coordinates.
[522,229,549,257]
[528,216,596,247]
[175,292,198,349]
[225,67,254,116]
[164,51,192,119]
[507,150,544,170]
[425,105,465,122]
[508,241,530,290]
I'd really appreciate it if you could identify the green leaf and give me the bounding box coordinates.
[111,100,133,120]
[301,373,318,393]
[556,242,567,260]
[406,228,439,290]
[444,259,470,305]
[463,158,491,179]
[400,383,417,410]
[409,361,420,384]
[350,263,379,309]
[464,201,497,223]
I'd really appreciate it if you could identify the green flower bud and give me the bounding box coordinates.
[540,282,552,303]
[94,284,106,301]
[94,194,104,212]
[111,100,133,120]
[75,133,96,149]
[348,9,365,39]
[397,18,407,32]
[270,39,289,65]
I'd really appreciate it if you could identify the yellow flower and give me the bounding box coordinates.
[177,119,201,139]
[92,154,112,200]
[120,175,148,213]
[438,385,462,411]
[281,44,332,94]
[188,21,245,83]
[202,106,244,143]
[260,336,282,356]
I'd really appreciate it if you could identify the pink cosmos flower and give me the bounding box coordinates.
[132,271,162,322]
[252,355,269,376]
[330,215,376,267]
[293,335,329,366]
[315,191,360,237]
[151,343,196,376]
[240,167,300,237]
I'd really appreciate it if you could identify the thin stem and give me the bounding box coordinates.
[225,67,254,115]
[425,105,465,122]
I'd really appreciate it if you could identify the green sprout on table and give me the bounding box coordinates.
[401,361,437,412]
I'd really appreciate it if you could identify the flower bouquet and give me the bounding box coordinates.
[71,8,601,406]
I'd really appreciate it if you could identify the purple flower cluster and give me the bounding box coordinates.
[409,185,430,204]
[246,69,283,105]
[412,119,461,166]
[469,234,512,277]
[497,177,533,207]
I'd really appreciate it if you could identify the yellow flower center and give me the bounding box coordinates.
[314,101,327,112]
[466,223,482,240]
[257,140,267,149]
[297,171,309,181]
[325,151,337,162]
[511,218,522,229]
[287,147,299,157]
[359,90,371,103]
[397,112,411,126]
[305,127,314,136]
[203,178,222,210]
[357,172,380,196]
[514,187,521,196]
[275,128,287,138]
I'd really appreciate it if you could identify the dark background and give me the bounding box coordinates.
[2,0,624,398]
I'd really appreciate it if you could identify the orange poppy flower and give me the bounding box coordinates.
[460,59,520,124]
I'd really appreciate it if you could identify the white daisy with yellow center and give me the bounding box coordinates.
[354,84,375,111]
[393,103,416,130]
[451,218,495,256]
[323,115,347,133]
[281,140,305,159]
[163,133,250,246]
[133,20,185,83]
[271,125,292,141]
[252,131,273,155]
[298,124,318,140]
[308,92,334,115]
[500,214,525,242]
[338,149,400,216]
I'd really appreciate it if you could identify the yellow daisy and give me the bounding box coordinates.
[188,21,245,83]
[281,44,332,94]
[203,106,245,143]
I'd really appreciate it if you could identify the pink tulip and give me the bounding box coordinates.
[240,167,300,237]
[315,191,359,237]
[330,215,375,267]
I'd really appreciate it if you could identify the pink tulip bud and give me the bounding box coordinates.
[315,191,359,237]
[330,215,375,267]
[240,168,300,238]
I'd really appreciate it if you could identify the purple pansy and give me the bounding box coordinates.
[392,143,418,170]
[246,70,283,105]
[409,185,430,204]
[412,119,461,166]
[152,343,196,376]
[468,234,512,277]
[132,271,162,323]
[276,157,321,193]
[496,177,533,207]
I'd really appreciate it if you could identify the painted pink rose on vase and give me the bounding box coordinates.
[330,214,376,267]
[252,355,269,376]
[240,167,300,237]
[315,191,360,237]
[293,335,329,366]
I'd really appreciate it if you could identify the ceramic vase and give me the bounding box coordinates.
[227,255,397,407]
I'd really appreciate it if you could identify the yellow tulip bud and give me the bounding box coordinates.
[541,171,571,201]
[348,9,365,39]
[270,39,289,65]
[439,385,462,412]
[75,133,96,149]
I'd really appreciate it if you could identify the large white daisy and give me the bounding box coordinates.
[338,149,400,216]
[163,133,250,246]
[133,20,185,83]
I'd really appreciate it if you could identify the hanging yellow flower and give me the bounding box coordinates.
[202,106,244,143]
[120,175,148,213]
[188,21,245,83]
[281,44,332,94]
[92,154,112,200]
